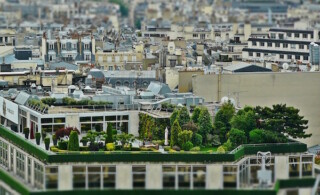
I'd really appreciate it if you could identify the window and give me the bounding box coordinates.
[193,34,198,38]
[283,43,288,48]
[303,34,308,38]
[84,44,89,50]
[223,166,237,188]
[115,56,120,62]
[275,43,280,47]
[260,42,265,46]
[294,33,300,38]
[16,151,25,179]
[280,54,284,59]
[287,32,291,37]
[178,165,191,189]
[249,52,253,57]
[132,56,137,62]
[108,66,113,71]
[270,33,276,39]
[303,56,308,61]
[288,54,292,59]
[295,55,300,60]
[61,44,66,50]
[107,56,112,63]
[88,166,101,189]
[73,166,86,189]
[49,43,54,50]
[85,54,90,61]
[132,166,146,189]
[256,53,261,57]
[0,140,8,168]
[267,42,272,47]
[45,167,58,189]
[34,162,44,189]
[163,165,176,189]
[98,56,103,63]
[193,166,206,189]
[252,41,257,46]
[279,34,284,39]
[299,44,304,49]
[103,166,116,188]
[289,156,300,178]
[200,34,205,39]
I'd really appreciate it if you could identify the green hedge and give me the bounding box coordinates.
[0,126,49,162]
[0,169,30,195]
[276,178,316,189]
[30,189,276,195]
[0,126,308,164]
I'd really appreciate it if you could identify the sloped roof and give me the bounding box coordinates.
[14,91,30,105]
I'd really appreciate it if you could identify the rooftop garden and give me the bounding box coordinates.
[27,97,113,113]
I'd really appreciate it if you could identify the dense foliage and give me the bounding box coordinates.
[68,131,80,151]
[138,113,169,140]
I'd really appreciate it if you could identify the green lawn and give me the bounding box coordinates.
[200,146,218,152]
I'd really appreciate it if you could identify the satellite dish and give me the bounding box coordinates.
[283,63,289,70]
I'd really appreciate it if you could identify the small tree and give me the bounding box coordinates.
[249,129,265,144]
[178,107,190,126]
[170,119,181,147]
[191,106,201,124]
[214,102,235,143]
[178,130,193,147]
[170,109,179,126]
[106,123,114,143]
[68,131,80,151]
[231,108,256,136]
[198,107,213,144]
[182,121,198,132]
[192,133,202,146]
[229,128,247,148]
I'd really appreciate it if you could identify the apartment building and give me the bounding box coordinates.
[242,28,320,64]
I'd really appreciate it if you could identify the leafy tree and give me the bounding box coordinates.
[198,107,213,144]
[229,128,247,148]
[191,106,201,124]
[178,130,193,146]
[68,131,79,151]
[178,107,191,126]
[182,141,193,151]
[255,104,311,139]
[106,123,114,143]
[182,121,198,132]
[116,133,134,147]
[231,108,256,136]
[192,133,202,146]
[170,120,181,147]
[249,129,265,144]
[214,102,235,143]
[170,109,179,126]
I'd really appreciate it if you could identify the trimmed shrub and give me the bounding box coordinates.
[23,128,29,139]
[44,137,50,150]
[106,123,114,144]
[190,146,200,152]
[171,120,181,147]
[58,141,68,150]
[123,143,132,151]
[164,146,171,151]
[68,131,80,151]
[35,132,41,145]
[217,146,226,154]
[106,143,115,151]
[182,141,193,151]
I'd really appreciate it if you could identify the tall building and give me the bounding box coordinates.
[309,42,320,66]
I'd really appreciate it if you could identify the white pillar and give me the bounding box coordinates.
[206,164,223,189]
[116,164,132,189]
[146,164,162,189]
[58,165,73,190]
[275,156,289,180]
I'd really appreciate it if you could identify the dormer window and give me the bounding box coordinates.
[61,43,66,50]
[84,44,89,50]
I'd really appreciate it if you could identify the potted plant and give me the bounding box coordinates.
[44,137,50,150]
[41,130,46,141]
[23,128,29,139]
[80,137,88,146]
[35,132,41,145]
[52,134,57,146]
